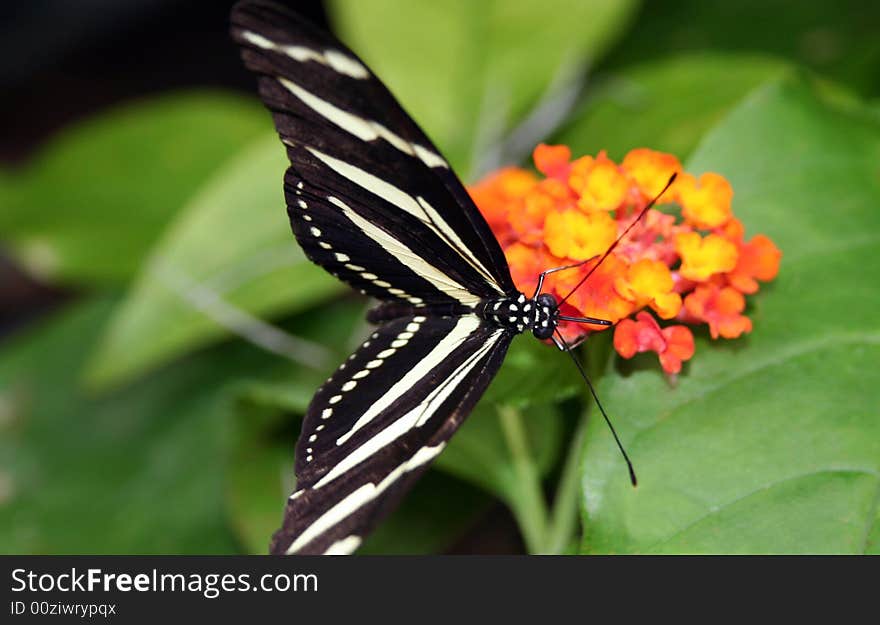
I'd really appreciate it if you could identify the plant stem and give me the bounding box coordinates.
[545,411,589,554]
[545,337,610,554]
[497,404,549,554]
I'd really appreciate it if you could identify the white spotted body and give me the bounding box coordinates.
[480,292,559,339]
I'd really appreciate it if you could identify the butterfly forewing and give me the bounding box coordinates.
[230,0,523,555]
[275,314,512,555]
[230,0,517,306]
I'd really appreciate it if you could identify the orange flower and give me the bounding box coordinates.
[469,167,538,245]
[622,148,682,199]
[466,144,780,378]
[568,152,629,213]
[675,232,738,282]
[716,216,745,241]
[614,312,695,374]
[676,172,733,229]
[726,234,782,294]
[544,209,617,260]
[505,242,565,297]
[533,143,571,179]
[615,259,682,319]
[554,254,635,326]
[683,284,752,339]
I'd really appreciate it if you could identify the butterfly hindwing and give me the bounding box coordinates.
[230,0,517,305]
[274,314,512,555]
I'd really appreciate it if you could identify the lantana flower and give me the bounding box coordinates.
[467,144,781,376]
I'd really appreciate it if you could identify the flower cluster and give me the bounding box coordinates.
[468,145,781,375]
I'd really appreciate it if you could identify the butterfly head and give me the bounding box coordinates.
[531,293,559,340]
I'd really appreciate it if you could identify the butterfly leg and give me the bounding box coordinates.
[532,255,600,298]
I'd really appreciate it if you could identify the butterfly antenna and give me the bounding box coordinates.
[555,330,637,486]
[558,172,678,307]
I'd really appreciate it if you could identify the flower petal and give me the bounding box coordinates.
[676,172,733,229]
[675,232,739,282]
[544,209,618,261]
[726,234,782,294]
[533,143,571,178]
[568,152,629,213]
[622,148,682,199]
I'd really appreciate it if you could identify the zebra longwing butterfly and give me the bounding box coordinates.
[231,0,644,555]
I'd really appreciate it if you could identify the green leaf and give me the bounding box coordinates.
[0,92,268,285]
[599,0,880,98]
[579,76,880,554]
[85,135,345,390]
[328,0,639,175]
[0,298,244,553]
[555,53,789,160]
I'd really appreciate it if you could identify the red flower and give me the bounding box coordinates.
[614,312,695,374]
[682,284,752,339]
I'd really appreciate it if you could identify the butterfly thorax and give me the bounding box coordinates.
[480,292,558,339]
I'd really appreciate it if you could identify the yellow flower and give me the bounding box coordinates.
[615,259,682,319]
[622,148,682,199]
[568,153,629,213]
[675,232,739,281]
[544,209,617,260]
[675,172,733,229]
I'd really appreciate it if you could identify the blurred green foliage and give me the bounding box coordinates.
[2,0,878,554]
[0,93,269,285]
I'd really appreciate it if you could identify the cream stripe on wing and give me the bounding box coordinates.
[328,196,480,306]
[334,315,482,446]
[308,148,502,293]
[278,77,447,169]
[286,442,447,554]
[241,30,369,79]
[317,327,501,487]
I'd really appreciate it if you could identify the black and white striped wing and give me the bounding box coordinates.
[230,0,517,307]
[273,314,512,555]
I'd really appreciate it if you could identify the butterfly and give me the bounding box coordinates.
[230,0,657,555]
